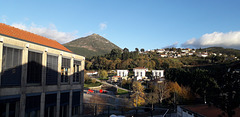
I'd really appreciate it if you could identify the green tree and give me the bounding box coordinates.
[211,71,240,117]
[99,70,108,78]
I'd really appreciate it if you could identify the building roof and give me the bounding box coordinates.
[0,23,72,53]
[183,105,240,117]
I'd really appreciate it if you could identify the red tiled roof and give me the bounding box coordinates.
[184,105,240,117]
[0,23,72,53]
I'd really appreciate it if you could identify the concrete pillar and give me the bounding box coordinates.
[80,90,83,115]
[0,41,3,86]
[40,51,47,117]
[68,90,73,117]
[70,57,74,85]
[58,54,62,86]
[40,93,45,117]
[19,46,28,117]
[56,91,60,117]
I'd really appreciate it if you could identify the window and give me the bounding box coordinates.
[25,95,41,117]
[73,60,81,83]
[46,55,58,85]
[0,97,20,117]
[45,93,57,117]
[27,51,42,84]
[1,46,22,86]
[61,58,70,83]
[72,91,80,116]
[60,92,69,117]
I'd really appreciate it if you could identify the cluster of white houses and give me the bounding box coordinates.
[109,67,164,83]
[0,23,85,117]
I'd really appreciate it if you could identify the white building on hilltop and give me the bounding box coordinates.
[117,70,129,77]
[133,67,148,80]
[152,70,164,79]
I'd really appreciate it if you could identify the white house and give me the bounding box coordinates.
[156,49,165,53]
[133,67,147,80]
[117,70,129,77]
[152,70,164,79]
[160,54,168,58]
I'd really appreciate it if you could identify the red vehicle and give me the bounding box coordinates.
[87,89,94,94]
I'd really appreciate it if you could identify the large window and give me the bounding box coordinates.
[72,91,80,116]
[27,51,42,84]
[61,58,70,83]
[45,93,57,117]
[73,60,81,83]
[1,46,22,86]
[25,95,40,117]
[46,55,58,85]
[60,92,69,117]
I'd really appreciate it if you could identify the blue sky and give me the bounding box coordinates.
[1,0,240,51]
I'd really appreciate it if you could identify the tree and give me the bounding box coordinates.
[91,78,96,84]
[154,81,171,104]
[99,70,108,78]
[122,48,130,60]
[146,92,158,110]
[211,71,240,117]
[131,81,146,107]
[140,48,145,53]
[85,61,92,70]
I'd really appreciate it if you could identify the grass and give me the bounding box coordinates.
[117,89,129,95]
[84,82,102,88]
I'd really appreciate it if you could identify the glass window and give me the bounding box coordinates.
[1,46,22,86]
[25,95,41,117]
[27,51,42,84]
[46,55,58,85]
[73,60,81,83]
[61,58,70,83]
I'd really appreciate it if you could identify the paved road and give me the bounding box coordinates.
[91,78,131,92]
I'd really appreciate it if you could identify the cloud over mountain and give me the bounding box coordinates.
[11,23,78,43]
[182,31,240,49]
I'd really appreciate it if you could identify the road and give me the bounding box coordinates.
[91,77,131,92]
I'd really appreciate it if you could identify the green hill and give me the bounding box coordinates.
[63,33,121,57]
[197,47,240,57]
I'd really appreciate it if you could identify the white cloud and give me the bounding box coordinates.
[11,23,78,43]
[164,42,179,48]
[99,23,107,30]
[182,31,240,49]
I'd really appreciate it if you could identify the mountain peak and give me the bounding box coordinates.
[63,34,121,57]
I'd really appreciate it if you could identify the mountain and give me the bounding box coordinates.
[63,33,121,57]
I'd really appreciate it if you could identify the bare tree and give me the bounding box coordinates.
[154,81,171,104]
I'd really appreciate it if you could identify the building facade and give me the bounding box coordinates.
[117,70,128,77]
[152,70,164,79]
[0,23,85,117]
[133,67,147,80]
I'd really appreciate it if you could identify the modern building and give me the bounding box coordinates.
[152,70,164,79]
[0,23,85,117]
[133,67,147,80]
